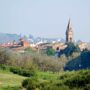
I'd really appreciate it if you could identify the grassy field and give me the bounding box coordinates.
[0,70,26,90]
[0,70,59,90]
[36,71,60,80]
[0,69,90,90]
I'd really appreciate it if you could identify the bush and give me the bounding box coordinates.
[63,70,90,88]
[0,47,66,72]
[22,77,39,90]
[0,48,12,64]
[10,67,36,77]
[0,64,7,70]
[22,76,85,90]
[0,64,11,71]
[46,48,55,56]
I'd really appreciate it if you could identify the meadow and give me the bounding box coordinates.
[0,68,90,90]
[0,70,25,90]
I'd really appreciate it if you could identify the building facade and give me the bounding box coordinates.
[66,19,74,43]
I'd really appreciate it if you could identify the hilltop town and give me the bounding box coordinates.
[0,19,90,53]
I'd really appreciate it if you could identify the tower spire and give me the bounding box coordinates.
[67,18,72,30]
[66,18,74,43]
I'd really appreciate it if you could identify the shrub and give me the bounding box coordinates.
[0,64,7,70]
[10,67,36,77]
[0,48,12,64]
[22,77,39,90]
[46,48,55,56]
[63,70,90,88]
[84,84,90,90]
[0,64,10,71]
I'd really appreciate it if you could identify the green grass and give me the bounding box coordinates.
[36,71,60,80]
[0,70,26,90]
[1,69,90,90]
[0,69,61,90]
[0,70,59,90]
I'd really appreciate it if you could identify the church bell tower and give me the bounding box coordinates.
[66,19,74,43]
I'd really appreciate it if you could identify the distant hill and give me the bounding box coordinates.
[0,33,64,44]
[0,33,20,43]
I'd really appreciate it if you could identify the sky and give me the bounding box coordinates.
[0,0,90,42]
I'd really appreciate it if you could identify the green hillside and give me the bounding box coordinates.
[0,70,26,90]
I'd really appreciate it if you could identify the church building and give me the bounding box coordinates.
[66,19,74,43]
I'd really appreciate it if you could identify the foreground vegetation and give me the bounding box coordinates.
[0,70,26,90]
[0,67,60,90]
[22,70,90,90]
[0,68,90,90]
[0,45,90,90]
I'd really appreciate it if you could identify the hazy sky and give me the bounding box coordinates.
[0,0,90,41]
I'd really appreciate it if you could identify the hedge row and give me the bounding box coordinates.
[10,67,36,77]
[0,64,36,77]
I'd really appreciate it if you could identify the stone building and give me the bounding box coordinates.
[66,19,74,43]
[66,19,88,51]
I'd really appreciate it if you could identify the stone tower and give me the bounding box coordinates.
[66,19,74,43]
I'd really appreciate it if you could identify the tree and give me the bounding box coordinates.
[62,42,80,57]
[46,48,55,56]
